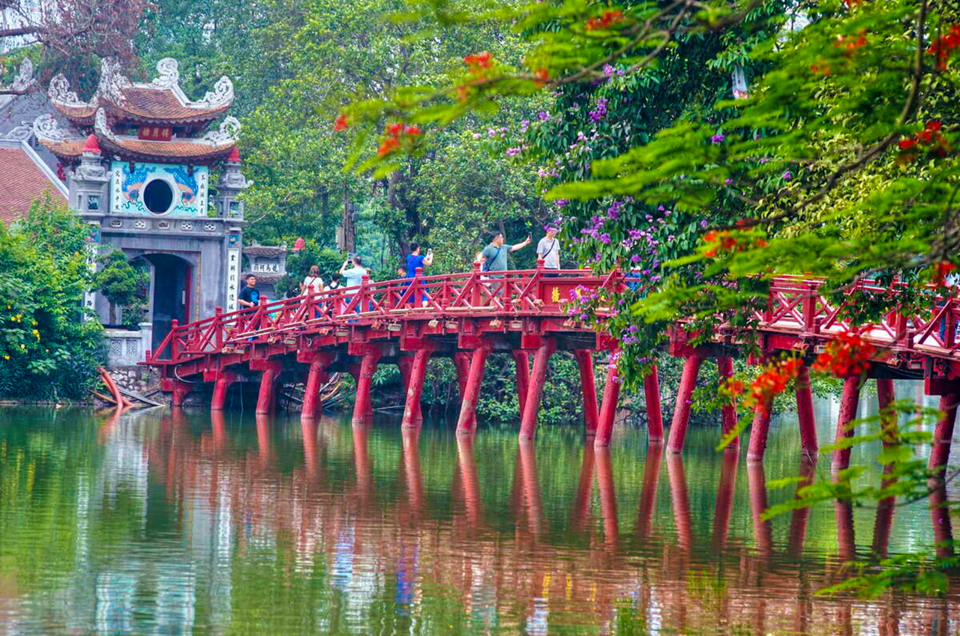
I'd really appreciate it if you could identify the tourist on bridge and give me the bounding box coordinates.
[237,274,261,309]
[405,243,434,306]
[300,265,324,318]
[481,232,532,273]
[340,256,369,313]
[536,225,561,275]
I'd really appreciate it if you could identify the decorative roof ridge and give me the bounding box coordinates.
[94,108,240,147]
[32,113,84,144]
[48,57,235,114]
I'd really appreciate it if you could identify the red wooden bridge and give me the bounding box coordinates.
[146,264,960,467]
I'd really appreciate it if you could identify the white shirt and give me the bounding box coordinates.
[537,237,561,269]
[302,276,324,294]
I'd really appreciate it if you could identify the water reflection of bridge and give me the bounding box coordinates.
[136,410,959,635]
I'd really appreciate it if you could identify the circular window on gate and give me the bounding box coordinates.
[143,178,175,214]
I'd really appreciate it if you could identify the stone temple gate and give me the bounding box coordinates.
[31,58,251,362]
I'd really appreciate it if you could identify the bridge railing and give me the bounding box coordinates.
[147,271,960,366]
[148,267,627,363]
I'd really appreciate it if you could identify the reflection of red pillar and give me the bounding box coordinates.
[594,364,621,447]
[667,356,703,454]
[457,436,483,528]
[401,347,432,429]
[512,350,531,418]
[929,387,960,470]
[210,372,236,411]
[644,365,664,442]
[255,362,282,415]
[666,454,692,552]
[832,375,862,470]
[746,405,772,462]
[573,350,599,436]
[795,365,818,458]
[518,440,545,537]
[571,445,595,532]
[636,443,663,539]
[351,347,381,424]
[873,378,896,558]
[453,352,471,399]
[301,417,319,480]
[210,409,227,449]
[716,357,740,449]
[595,446,618,551]
[352,423,373,505]
[835,499,856,563]
[456,346,490,436]
[402,427,425,517]
[301,358,329,419]
[747,462,772,555]
[255,414,273,468]
[787,457,816,556]
[713,449,739,549]
[518,338,557,441]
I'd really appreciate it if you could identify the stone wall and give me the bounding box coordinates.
[108,365,161,399]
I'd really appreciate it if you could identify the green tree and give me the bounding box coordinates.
[95,250,148,328]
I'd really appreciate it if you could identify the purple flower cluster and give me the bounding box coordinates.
[711,133,725,144]
[589,97,608,122]
[538,111,551,122]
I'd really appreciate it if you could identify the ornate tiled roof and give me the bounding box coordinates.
[243,245,288,257]
[0,140,68,225]
[48,58,234,128]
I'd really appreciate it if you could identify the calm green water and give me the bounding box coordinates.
[0,385,957,635]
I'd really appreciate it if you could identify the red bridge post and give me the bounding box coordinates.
[210,371,238,411]
[717,357,740,449]
[254,360,283,415]
[832,375,862,471]
[573,350,599,436]
[746,406,772,462]
[643,365,664,442]
[929,386,960,471]
[401,345,433,430]
[352,346,382,424]
[795,364,818,458]
[301,353,334,420]
[453,352,471,400]
[594,363,621,448]
[397,356,422,426]
[456,345,490,436]
[512,350,531,418]
[518,337,557,441]
[667,355,704,454]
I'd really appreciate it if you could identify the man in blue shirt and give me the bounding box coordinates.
[405,243,434,305]
[237,275,260,308]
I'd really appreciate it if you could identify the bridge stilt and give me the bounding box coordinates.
[453,352,471,399]
[456,346,490,436]
[832,375,862,470]
[666,454,692,552]
[397,356,422,426]
[643,365,664,442]
[717,357,740,449]
[518,338,556,441]
[636,442,663,539]
[595,446,618,550]
[594,364,621,448]
[795,365,818,458]
[512,350,530,417]
[714,448,739,549]
[573,350,599,436]
[747,462,773,555]
[571,445,595,532]
[456,437,483,528]
[401,347,432,429]
[746,406,772,462]
[667,355,703,453]
[255,361,282,415]
[301,358,329,419]
[929,386,960,470]
[210,372,237,411]
[352,348,381,424]
[169,381,191,407]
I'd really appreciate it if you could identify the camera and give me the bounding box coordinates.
[348,252,356,262]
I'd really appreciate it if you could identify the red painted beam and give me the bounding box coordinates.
[716,357,740,450]
[518,337,557,441]
[832,375,862,471]
[667,355,704,454]
[401,346,433,430]
[573,350,599,436]
[255,360,283,415]
[351,346,381,424]
[512,350,530,418]
[643,365,664,442]
[594,363,621,448]
[795,364,818,458]
[456,345,490,437]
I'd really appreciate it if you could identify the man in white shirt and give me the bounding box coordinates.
[536,226,561,275]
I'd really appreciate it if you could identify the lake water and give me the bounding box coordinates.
[0,385,958,635]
